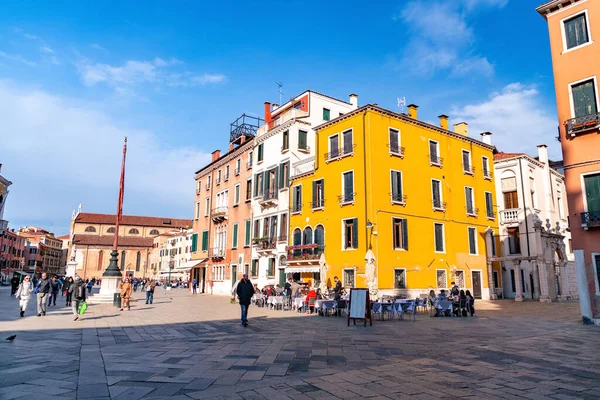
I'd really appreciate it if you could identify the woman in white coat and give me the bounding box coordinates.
[15,275,34,317]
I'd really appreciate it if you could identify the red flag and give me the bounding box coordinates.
[113,137,127,250]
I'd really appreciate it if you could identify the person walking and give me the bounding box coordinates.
[192,279,198,295]
[15,275,33,317]
[235,274,254,327]
[10,274,20,296]
[145,279,156,304]
[69,276,87,321]
[36,273,51,317]
[64,277,73,306]
[86,279,94,295]
[48,276,61,307]
[119,278,133,311]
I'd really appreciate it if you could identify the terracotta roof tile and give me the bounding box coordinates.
[72,234,154,248]
[493,152,526,161]
[75,213,191,228]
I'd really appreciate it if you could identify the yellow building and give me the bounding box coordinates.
[288,104,499,299]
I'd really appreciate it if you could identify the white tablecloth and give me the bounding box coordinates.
[293,297,304,309]
[267,296,286,306]
[314,300,336,311]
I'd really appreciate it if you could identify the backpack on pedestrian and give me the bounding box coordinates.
[76,283,86,300]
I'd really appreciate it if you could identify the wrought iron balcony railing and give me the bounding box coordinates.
[463,164,475,175]
[430,155,443,167]
[311,198,325,209]
[290,204,303,214]
[566,112,600,137]
[390,193,407,204]
[234,167,240,175]
[260,190,278,204]
[581,211,600,229]
[246,160,253,169]
[338,192,356,205]
[388,144,405,157]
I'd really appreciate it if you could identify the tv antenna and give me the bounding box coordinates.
[275,81,283,105]
[397,97,406,112]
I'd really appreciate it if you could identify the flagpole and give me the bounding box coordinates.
[103,137,127,279]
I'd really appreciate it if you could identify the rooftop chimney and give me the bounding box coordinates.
[349,93,358,108]
[407,104,418,120]
[229,143,235,151]
[211,150,221,162]
[537,144,548,165]
[453,122,468,136]
[438,114,449,130]
[272,103,279,111]
[264,102,272,125]
[480,132,492,145]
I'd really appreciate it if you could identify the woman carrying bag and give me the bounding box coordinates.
[120,278,133,311]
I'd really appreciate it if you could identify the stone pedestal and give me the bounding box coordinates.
[66,260,77,278]
[514,261,524,302]
[87,250,122,305]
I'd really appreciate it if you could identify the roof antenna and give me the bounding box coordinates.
[397,97,406,113]
[275,81,283,106]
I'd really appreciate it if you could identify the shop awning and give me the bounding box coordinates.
[285,265,320,274]
[175,259,206,271]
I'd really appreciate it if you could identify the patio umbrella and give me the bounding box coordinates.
[364,249,377,292]
[318,253,328,292]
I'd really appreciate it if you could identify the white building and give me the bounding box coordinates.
[151,229,193,282]
[250,91,358,289]
[492,141,577,300]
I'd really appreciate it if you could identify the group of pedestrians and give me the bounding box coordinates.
[118,277,157,311]
[12,272,87,319]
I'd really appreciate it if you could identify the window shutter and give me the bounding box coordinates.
[402,219,408,250]
[245,220,251,245]
[391,171,398,196]
[203,231,209,251]
[232,224,238,248]
[253,174,258,197]
[264,171,270,194]
[312,181,317,206]
[389,130,398,151]
[191,233,198,252]
[321,179,325,204]
[279,164,284,189]
[292,187,297,207]
[352,218,358,249]
[286,161,290,187]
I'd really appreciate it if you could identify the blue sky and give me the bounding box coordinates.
[0,0,559,234]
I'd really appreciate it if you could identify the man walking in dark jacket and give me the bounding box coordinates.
[236,274,254,327]
[48,276,61,306]
[36,273,51,316]
[69,276,87,321]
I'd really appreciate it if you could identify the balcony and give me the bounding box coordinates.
[390,193,407,205]
[290,204,302,214]
[463,164,475,175]
[291,156,315,179]
[466,207,479,217]
[388,144,405,158]
[311,198,325,210]
[259,190,278,206]
[338,192,356,206]
[253,238,277,252]
[430,155,443,167]
[582,211,600,230]
[286,244,324,264]
[324,145,356,163]
[500,208,521,225]
[433,200,446,212]
[209,247,225,259]
[565,112,600,138]
[210,206,228,223]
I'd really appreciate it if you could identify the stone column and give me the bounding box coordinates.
[487,261,497,300]
[514,260,524,302]
[531,261,541,300]
[538,259,551,303]
[574,249,594,324]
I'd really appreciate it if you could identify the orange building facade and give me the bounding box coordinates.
[191,115,259,295]
[538,0,600,323]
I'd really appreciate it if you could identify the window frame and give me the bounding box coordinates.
[468,227,478,255]
[560,9,593,54]
[342,268,355,288]
[234,183,240,206]
[328,133,340,160]
[431,178,444,210]
[389,127,403,157]
[390,169,405,205]
[580,170,600,212]
[298,130,308,151]
[291,184,302,214]
[341,170,355,205]
[392,217,408,251]
[282,130,289,151]
[323,107,330,121]
[342,218,358,250]
[465,186,476,216]
[436,269,447,289]
[462,149,473,174]
[482,156,491,179]
[485,191,495,220]
[342,129,354,155]
[429,140,441,166]
[205,197,210,216]
[568,75,599,119]
[434,222,445,253]
[394,268,407,289]
[257,143,264,163]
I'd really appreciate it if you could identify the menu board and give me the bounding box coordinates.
[347,288,372,327]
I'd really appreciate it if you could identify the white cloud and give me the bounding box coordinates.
[0,50,36,66]
[77,58,225,90]
[452,83,560,159]
[394,0,506,77]
[192,74,226,85]
[23,33,38,40]
[90,43,106,51]
[40,46,54,54]
[0,81,210,233]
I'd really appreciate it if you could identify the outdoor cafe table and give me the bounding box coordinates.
[267,296,286,309]
[251,294,266,305]
[314,299,336,315]
[293,297,304,310]
[371,302,395,320]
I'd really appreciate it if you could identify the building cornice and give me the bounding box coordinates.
[194,139,254,178]
[315,104,495,151]
[536,0,587,19]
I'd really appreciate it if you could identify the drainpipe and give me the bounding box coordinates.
[362,110,369,251]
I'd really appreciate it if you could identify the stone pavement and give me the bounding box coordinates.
[1,287,599,400]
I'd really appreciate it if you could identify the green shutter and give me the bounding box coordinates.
[573,80,597,117]
[253,174,258,197]
[232,224,238,248]
[584,173,600,212]
[402,219,408,250]
[245,220,251,246]
[191,233,198,252]
[312,181,317,207]
[286,161,290,187]
[321,179,325,205]
[262,171,267,195]
[352,218,358,249]
[279,163,284,189]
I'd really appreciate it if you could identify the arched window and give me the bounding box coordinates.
[129,228,139,235]
[85,226,96,232]
[98,250,104,271]
[120,251,126,270]
[315,225,325,255]
[149,229,159,235]
[303,227,313,245]
[136,251,141,271]
[293,228,302,257]
[106,227,115,233]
